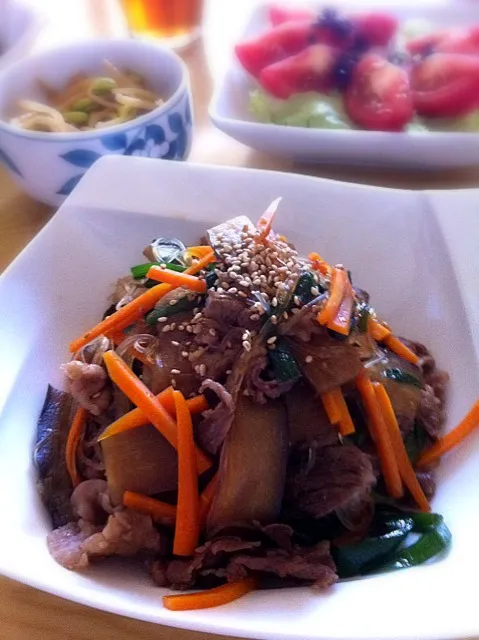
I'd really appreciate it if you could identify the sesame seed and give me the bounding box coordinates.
[171,379,177,388]
[239,279,250,288]
[199,364,206,376]
[193,325,202,334]
[209,328,216,336]
[242,331,250,340]
[272,297,278,307]
[194,312,202,320]
[242,340,252,352]
[169,299,177,306]
[229,287,238,294]
[186,325,193,333]
[294,295,301,306]
[311,286,319,296]
[158,316,168,323]
[305,355,313,363]
[181,351,189,357]
[170,323,176,330]
[160,262,167,268]
[267,336,277,345]
[243,389,250,396]
[216,287,224,294]
[226,369,232,375]
[162,325,171,333]
[171,368,181,375]
[271,315,278,324]
[195,365,201,373]
[250,314,260,321]
[238,291,247,298]
[178,326,185,331]
[171,341,180,346]
[283,311,289,320]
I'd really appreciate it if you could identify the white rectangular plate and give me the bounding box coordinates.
[210,1,479,168]
[0,156,478,640]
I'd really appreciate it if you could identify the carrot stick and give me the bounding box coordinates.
[384,335,419,365]
[318,268,348,325]
[417,399,479,468]
[368,317,391,342]
[102,351,210,474]
[173,390,200,557]
[97,389,208,441]
[65,407,87,487]
[321,390,342,425]
[308,252,331,276]
[356,373,403,499]
[123,491,177,526]
[256,197,282,242]
[185,245,214,259]
[147,266,207,293]
[374,383,430,512]
[69,251,215,354]
[330,388,355,436]
[69,283,171,353]
[163,578,256,611]
[199,474,218,529]
[327,281,354,336]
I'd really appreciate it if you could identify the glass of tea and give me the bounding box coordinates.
[121,0,204,48]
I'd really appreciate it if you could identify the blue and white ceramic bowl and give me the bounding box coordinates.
[0,39,193,206]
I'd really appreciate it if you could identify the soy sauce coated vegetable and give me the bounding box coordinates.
[292,271,323,306]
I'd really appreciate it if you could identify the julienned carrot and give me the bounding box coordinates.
[256,197,282,242]
[318,268,348,325]
[199,475,218,529]
[163,578,256,611]
[102,351,210,474]
[321,390,341,425]
[65,407,87,487]
[327,281,354,336]
[69,283,171,353]
[384,335,419,365]
[417,399,479,468]
[123,491,177,526]
[308,252,331,276]
[173,390,200,557]
[368,318,391,342]
[356,373,403,499]
[146,266,207,293]
[97,388,209,441]
[185,245,213,260]
[374,383,430,512]
[69,250,215,354]
[330,388,355,436]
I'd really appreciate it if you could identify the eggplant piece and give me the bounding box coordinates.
[101,425,178,505]
[287,331,363,394]
[207,396,288,535]
[285,382,338,447]
[34,385,74,528]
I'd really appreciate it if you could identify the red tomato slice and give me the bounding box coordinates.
[344,54,413,131]
[269,5,316,27]
[407,27,479,56]
[235,21,315,78]
[259,44,338,99]
[351,12,398,47]
[410,53,479,117]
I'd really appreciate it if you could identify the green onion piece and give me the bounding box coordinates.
[292,271,322,306]
[131,262,186,279]
[384,368,422,388]
[268,339,302,383]
[356,303,370,333]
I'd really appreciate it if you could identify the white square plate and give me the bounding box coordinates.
[1,156,479,640]
[210,1,479,168]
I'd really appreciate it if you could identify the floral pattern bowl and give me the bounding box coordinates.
[0,38,193,206]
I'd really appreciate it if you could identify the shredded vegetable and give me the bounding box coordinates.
[163,578,256,611]
[65,407,87,487]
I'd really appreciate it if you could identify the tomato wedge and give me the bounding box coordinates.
[407,27,479,57]
[235,20,315,78]
[410,53,479,118]
[269,5,316,27]
[259,44,338,99]
[344,54,413,131]
[352,12,398,48]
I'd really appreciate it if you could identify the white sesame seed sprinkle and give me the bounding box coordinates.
[171,368,181,375]
[171,341,180,346]
[199,364,206,377]
[305,355,313,363]
[158,316,168,323]
[272,297,278,307]
[242,340,252,352]
[271,315,278,324]
[162,325,171,333]
[267,336,277,344]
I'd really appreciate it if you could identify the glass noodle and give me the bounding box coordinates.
[10,60,163,132]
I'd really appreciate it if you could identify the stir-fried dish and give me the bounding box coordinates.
[11,61,163,132]
[36,203,479,610]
